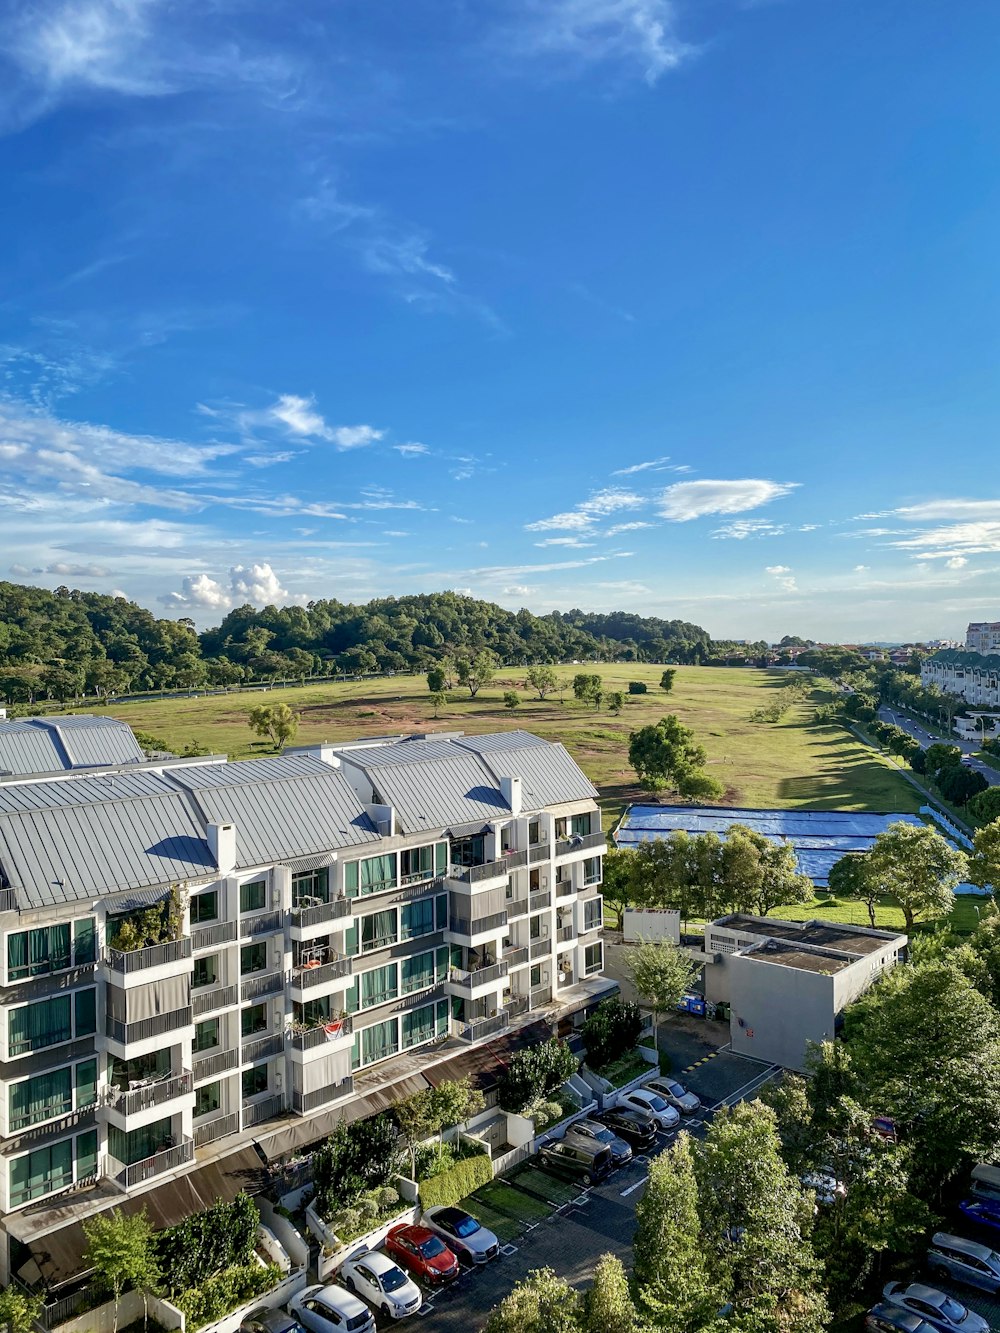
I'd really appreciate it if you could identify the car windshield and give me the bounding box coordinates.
[644,1094,668,1112]
[381,1267,408,1293]
[418,1237,447,1258]
[666,1081,685,1097]
[346,1316,370,1331]
[453,1215,480,1237]
[591,1127,614,1143]
[939,1297,966,1320]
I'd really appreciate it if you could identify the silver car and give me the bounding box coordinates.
[289,1285,374,1333]
[882,1281,990,1333]
[338,1251,422,1320]
[422,1205,500,1264]
[642,1076,701,1115]
[927,1233,1000,1295]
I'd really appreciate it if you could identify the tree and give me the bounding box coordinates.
[456,650,497,697]
[429,690,446,718]
[719,825,813,917]
[503,690,521,711]
[660,668,676,693]
[924,742,962,777]
[394,1088,438,1177]
[938,764,988,806]
[627,937,700,1046]
[628,714,722,799]
[485,1268,582,1333]
[633,1133,720,1333]
[628,681,647,694]
[573,673,603,709]
[607,690,625,715]
[427,665,447,693]
[83,1208,161,1333]
[583,1255,636,1333]
[827,851,881,928]
[969,817,1000,891]
[497,1038,577,1112]
[864,821,967,932]
[247,701,299,749]
[759,1073,821,1177]
[0,1288,42,1333]
[969,788,1000,826]
[601,846,637,931]
[581,997,643,1072]
[426,1077,485,1159]
[527,665,558,699]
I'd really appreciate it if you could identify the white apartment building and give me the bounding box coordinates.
[920,619,1000,709]
[966,622,1000,656]
[0,728,608,1298]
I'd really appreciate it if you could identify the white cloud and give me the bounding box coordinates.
[659,478,799,522]
[163,572,232,610]
[764,564,798,593]
[46,561,109,577]
[945,555,969,569]
[713,519,787,540]
[503,585,533,596]
[765,565,791,575]
[889,522,1000,557]
[229,562,290,605]
[162,562,309,611]
[526,487,643,532]
[606,520,653,536]
[394,443,429,456]
[268,394,383,449]
[896,499,1000,521]
[534,536,595,548]
[612,456,672,476]
[854,564,869,572]
[507,0,693,84]
[383,530,410,538]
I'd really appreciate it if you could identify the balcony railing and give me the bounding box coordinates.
[241,971,284,1002]
[531,985,553,1007]
[557,925,576,943]
[241,911,282,939]
[242,1033,284,1063]
[292,1076,354,1115]
[529,844,551,864]
[243,1094,283,1127]
[505,995,530,1019]
[191,921,237,950]
[105,937,193,974]
[450,859,510,884]
[194,1111,239,1147]
[113,1071,193,1117]
[105,1137,194,1189]
[106,1007,192,1046]
[291,897,350,929]
[450,959,509,990]
[556,831,606,856]
[530,938,551,959]
[449,910,508,937]
[506,899,528,919]
[461,1011,510,1042]
[293,957,352,989]
[503,945,529,968]
[288,1014,353,1051]
[556,881,576,898]
[0,888,18,913]
[193,1047,239,1082]
[192,983,237,1016]
[529,890,551,912]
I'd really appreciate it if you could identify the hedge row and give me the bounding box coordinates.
[418,1151,492,1209]
[173,1262,283,1330]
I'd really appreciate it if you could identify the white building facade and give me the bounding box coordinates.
[920,619,1000,708]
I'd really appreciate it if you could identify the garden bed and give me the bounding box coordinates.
[472,1180,553,1225]
[600,1049,652,1087]
[508,1165,582,1206]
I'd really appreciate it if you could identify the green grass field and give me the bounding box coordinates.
[86,664,920,828]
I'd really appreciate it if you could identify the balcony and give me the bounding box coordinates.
[194,1111,239,1147]
[288,1014,353,1052]
[556,925,576,944]
[556,881,576,899]
[292,1076,353,1115]
[292,956,352,990]
[193,1047,239,1082]
[192,983,237,1017]
[449,959,509,991]
[105,937,193,974]
[506,899,528,919]
[555,831,606,856]
[242,1032,284,1063]
[449,859,509,885]
[241,971,284,1002]
[528,844,551,864]
[106,1007,192,1047]
[449,910,508,938]
[531,985,553,1007]
[505,995,530,1019]
[243,1094,283,1127]
[503,945,529,968]
[112,1071,193,1118]
[291,897,350,930]
[191,922,237,950]
[530,937,551,959]
[105,1137,194,1189]
[461,1011,510,1042]
[240,911,282,939]
[529,890,551,912]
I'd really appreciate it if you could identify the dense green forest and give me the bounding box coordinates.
[0,581,715,702]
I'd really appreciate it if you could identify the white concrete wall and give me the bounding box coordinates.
[623,909,680,944]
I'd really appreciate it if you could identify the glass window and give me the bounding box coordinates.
[292,867,329,907]
[583,897,603,931]
[9,1139,73,1206]
[401,1003,436,1049]
[400,898,435,940]
[571,814,591,837]
[242,1065,268,1099]
[583,857,602,886]
[240,880,266,914]
[8,995,72,1056]
[75,1059,97,1110]
[9,1067,72,1130]
[295,995,334,1027]
[241,1004,267,1037]
[435,842,447,876]
[7,924,72,981]
[554,818,567,839]
[585,943,603,975]
[346,854,396,897]
[75,1129,97,1181]
[451,834,485,868]
[190,891,218,924]
[529,914,542,939]
[528,820,540,845]
[240,942,267,974]
[73,919,96,965]
[359,1018,398,1066]
[400,846,433,884]
[75,988,96,1037]
[109,1117,171,1166]
[436,895,448,930]
[361,963,398,1008]
[436,999,449,1035]
[401,951,434,994]
[192,955,218,989]
[195,1082,222,1118]
[360,909,397,953]
[530,964,541,988]
[193,1018,219,1053]
[436,945,449,982]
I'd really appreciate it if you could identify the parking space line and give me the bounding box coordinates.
[620,1174,649,1197]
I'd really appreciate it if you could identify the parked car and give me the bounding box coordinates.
[384,1224,460,1285]
[595,1107,657,1152]
[240,1310,308,1333]
[564,1118,633,1167]
[537,1139,612,1186]
[970,1163,1000,1206]
[958,1199,1000,1235]
[616,1088,681,1131]
[865,1305,939,1333]
[290,1285,375,1333]
[421,1205,500,1264]
[642,1076,701,1115]
[338,1251,423,1320]
[927,1233,1000,1295]
[882,1281,990,1333]
[801,1170,847,1206]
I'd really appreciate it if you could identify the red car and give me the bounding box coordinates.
[384,1224,460,1285]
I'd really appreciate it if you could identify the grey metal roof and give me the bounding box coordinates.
[0,716,143,776]
[363,753,508,832]
[459,737,597,812]
[0,771,178,815]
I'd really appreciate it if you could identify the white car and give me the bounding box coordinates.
[339,1250,423,1320]
[290,1285,375,1333]
[642,1076,701,1115]
[617,1088,681,1130]
[801,1170,847,1206]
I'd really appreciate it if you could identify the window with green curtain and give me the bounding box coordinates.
[344,923,358,957]
[193,1018,219,1053]
[584,857,602,885]
[195,1082,221,1117]
[9,1139,73,1206]
[400,897,434,940]
[240,880,266,913]
[9,1067,72,1130]
[360,909,396,952]
[75,1130,97,1182]
[344,980,359,1015]
[113,1116,171,1166]
[436,999,449,1035]
[8,994,71,1056]
[361,963,397,1007]
[360,853,396,896]
[571,814,591,837]
[435,842,447,876]
[7,924,72,981]
[241,1004,267,1036]
[74,988,96,1037]
[400,846,432,883]
[583,897,602,931]
[292,867,329,906]
[242,1066,267,1098]
[73,918,96,965]
[190,891,218,924]
[585,943,602,974]
[344,862,359,899]
[435,895,448,930]
[401,1003,436,1049]
[75,1059,97,1110]
[401,951,434,995]
[360,1017,398,1066]
[297,995,333,1027]
[436,946,449,982]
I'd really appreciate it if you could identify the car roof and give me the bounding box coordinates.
[430,1205,470,1224]
[394,1224,437,1243]
[311,1286,369,1317]
[352,1251,400,1275]
[932,1232,997,1261]
[254,1312,299,1332]
[606,1106,651,1122]
[900,1284,950,1308]
[869,1305,929,1330]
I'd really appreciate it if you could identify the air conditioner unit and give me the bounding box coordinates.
[557,972,567,984]
[541,925,549,936]
[542,970,550,984]
[540,875,549,889]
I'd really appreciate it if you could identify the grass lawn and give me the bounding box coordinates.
[508,1164,582,1206]
[80,664,921,828]
[674,891,987,938]
[472,1181,552,1225]
[456,1196,522,1243]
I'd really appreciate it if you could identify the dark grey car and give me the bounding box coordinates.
[564,1118,632,1167]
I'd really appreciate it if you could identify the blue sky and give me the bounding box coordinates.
[1,0,998,641]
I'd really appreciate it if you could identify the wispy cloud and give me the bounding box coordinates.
[713,519,788,540]
[526,486,644,532]
[503,0,694,85]
[204,393,383,450]
[534,536,595,548]
[765,564,797,592]
[659,478,799,522]
[393,442,429,456]
[612,456,672,476]
[606,520,653,536]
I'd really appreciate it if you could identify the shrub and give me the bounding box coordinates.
[156,1194,259,1294]
[418,1153,493,1210]
[532,1100,565,1129]
[174,1263,283,1331]
[313,1113,404,1215]
[582,997,643,1072]
[628,682,647,695]
[376,1185,400,1210]
[358,1195,380,1221]
[330,1188,402,1243]
[497,1038,578,1112]
[334,1207,361,1237]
